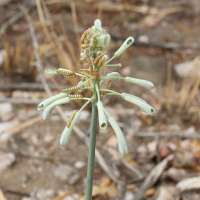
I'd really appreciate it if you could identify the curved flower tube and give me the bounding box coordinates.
[37,93,69,111]
[42,97,71,120]
[114,37,134,57]
[108,117,128,155]
[122,95,156,115]
[121,93,147,103]
[60,111,81,145]
[125,77,154,89]
[97,101,107,129]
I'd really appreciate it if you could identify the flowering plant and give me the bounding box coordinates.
[37,19,155,199]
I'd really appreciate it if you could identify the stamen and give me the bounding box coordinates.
[100,82,113,95]
[68,94,83,99]
[80,71,93,78]
[80,31,88,44]
[63,85,85,93]
[94,51,107,64]
[67,110,78,127]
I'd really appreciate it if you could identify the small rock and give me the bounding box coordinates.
[46,189,56,198]
[44,134,54,143]
[121,66,131,76]
[64,196,75,200]
[0,121,19,134]
[138,35,149,43]
[20,174,30,184]
[21,198,31,200]
[36,189,47,199]
[124,192,134,200]
[156,187,174,200]
[74,161,86,169]
[0,102,13,121]
[167,124,181,131]
[174,60,200,78]
[53,164,80,185]
[0,152,15,173]
[147,141,158,153]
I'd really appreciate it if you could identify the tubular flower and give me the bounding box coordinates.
[37,19,156,155]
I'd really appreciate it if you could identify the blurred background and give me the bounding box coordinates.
[0,0,200,200]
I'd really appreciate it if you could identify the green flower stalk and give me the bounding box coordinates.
[37,19,156,200]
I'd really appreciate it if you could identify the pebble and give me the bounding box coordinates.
[74,161,86,169]
[53,164,80,185]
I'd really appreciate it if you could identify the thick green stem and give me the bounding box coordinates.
[85,100,98,200]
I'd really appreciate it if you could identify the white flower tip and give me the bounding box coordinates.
[114,37,134,57]
[42,106,53,120]
[125,77,154,89]
[119,143,128,155]
[123,95,156,115]
[119,63,122,67]
[97,101,107,130]
[126,37,134,45]
[149,107,156,115]
[46,69,56,74]
[102,55,108,62]
[108,117,128,155]
[94,19,102,27]
[60,126,70,145]
[37,103,44,111]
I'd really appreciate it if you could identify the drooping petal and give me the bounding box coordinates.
[114,37,134,57]
[125,77,154,89]
[108,117,128,155]
[122,93,147,103]
[123,95,156,115]
[60,111,81,145]
[42,97,71,120]
[37,93,69,111]
[97,101,107,129]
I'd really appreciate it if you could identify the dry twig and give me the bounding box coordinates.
[136,131,200,139]
[0,82,67,91]
[119,153,143,179]
[116,180,127,200]
[134,154,174,200]
[0,98,44,104]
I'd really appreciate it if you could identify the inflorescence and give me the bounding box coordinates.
[37,19,156,155]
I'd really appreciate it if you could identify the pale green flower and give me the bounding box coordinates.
[97,101,107,129]
[125,77,154,89]
[42,97,71,120]
[60,111,81,145]
[37,19,155,155]
[108,117,128,155]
